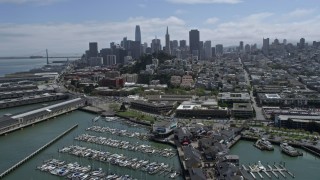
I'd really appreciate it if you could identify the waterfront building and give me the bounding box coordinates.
[0,88,54,100]
[232,103,254,118]
[0,84,37,92]
[275,115,320,132]
[152,119,177,135]
[176,99,229,118]
[0,98,85,135]
[189,29,200,56]
[217,92,251,106]
[145,94,193,103]
[130,100,175,114]
[0,93,68,109]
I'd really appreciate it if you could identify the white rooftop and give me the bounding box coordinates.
[265,94,281,99]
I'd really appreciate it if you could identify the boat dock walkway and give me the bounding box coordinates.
[0,124,78,179]
[242,161,295,179]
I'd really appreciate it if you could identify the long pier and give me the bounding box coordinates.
[0,124,78,179]
[0,98,85,136]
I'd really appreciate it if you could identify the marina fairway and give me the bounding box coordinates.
[0,110,182,180]
[230,140,320,180]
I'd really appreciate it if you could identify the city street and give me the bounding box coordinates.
[240,58,266,121]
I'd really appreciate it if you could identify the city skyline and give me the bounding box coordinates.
[0,0,319,56]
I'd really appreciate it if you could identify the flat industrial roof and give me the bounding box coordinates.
[278,115,320,121]
[11,98,82,119]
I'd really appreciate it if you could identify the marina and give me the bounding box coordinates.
[86,125,150,140]
[58,145,179,177]
[242,161,295,179]
[74,134,176,157]
[0,106,183,180]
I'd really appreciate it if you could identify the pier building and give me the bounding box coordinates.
[0,93,68,109]
[0,84,37,92]
[0,88,55,100]
[0,98,85,135]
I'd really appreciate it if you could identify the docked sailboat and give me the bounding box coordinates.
[280,142,303,157]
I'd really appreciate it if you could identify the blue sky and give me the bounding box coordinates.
[0,0,319,56]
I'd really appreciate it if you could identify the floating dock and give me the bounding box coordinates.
[242,161,295,179]
[0,124,78,179]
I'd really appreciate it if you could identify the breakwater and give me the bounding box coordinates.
[0,124,78,179]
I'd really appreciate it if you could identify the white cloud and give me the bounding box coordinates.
[204,17,219,24]
[167,0,242,4]
[286,8,315,18]
[244,12,274,21]
[0,0,64,5]
[1,12,320,56]
[175,9,187,14]
[0,16,188,56]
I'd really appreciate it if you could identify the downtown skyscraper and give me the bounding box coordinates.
[189,29,200,57]
[135,25,141,43]
[165,26,171,55]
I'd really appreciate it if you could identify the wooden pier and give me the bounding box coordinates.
[0,124,78,179]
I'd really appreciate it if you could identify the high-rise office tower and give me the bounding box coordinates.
[122,37,128,49]
[172,40,178,50]
[283,39,287,45]
[239,41,244,52]
[299,38,305,48]
[135,25,141,43]
[204,40,212,59]
[189,29,200,56]
[151,38,161,53]
[165,26,171,55]
[179,40,186,48]
[89,42,98,58]
[245,44,251,54]
[262,38,269,55]
[215,44,223,55]
[211,47,216,57]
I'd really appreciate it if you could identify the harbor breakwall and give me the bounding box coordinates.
[0,124,78,179]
